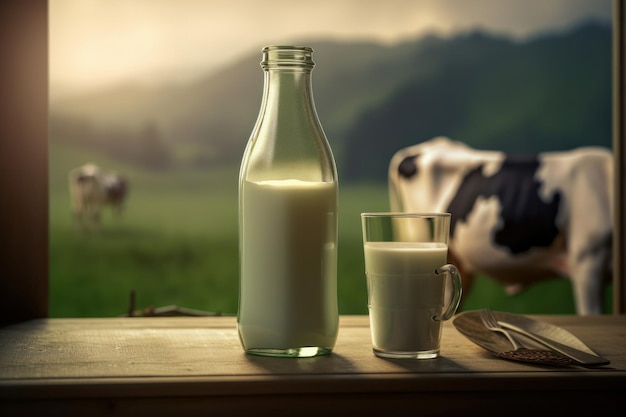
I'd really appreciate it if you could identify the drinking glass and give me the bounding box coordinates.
[361,212,462,359]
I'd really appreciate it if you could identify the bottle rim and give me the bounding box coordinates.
[262,45,313,53]
[261,45,314,69]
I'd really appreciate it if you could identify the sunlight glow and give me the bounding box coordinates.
[49,0,611,98]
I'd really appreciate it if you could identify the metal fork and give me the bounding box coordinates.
[479,309,523,350]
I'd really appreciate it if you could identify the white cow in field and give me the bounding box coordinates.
[69,163,129,232]
[389,137,613,315]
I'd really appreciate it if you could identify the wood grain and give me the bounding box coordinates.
[1,315,625,416]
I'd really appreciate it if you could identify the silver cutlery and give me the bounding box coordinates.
[480,309,610,367]
[496,318,610,366]
[479,308,524,350]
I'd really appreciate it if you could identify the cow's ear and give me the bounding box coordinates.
[398,154,419,179]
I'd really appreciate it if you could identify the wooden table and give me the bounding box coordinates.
[1,315,625,416]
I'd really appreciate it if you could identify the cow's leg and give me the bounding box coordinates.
[91,208,101,232]
[72,203,89,233]
[570,260,606,315]
[71,207,83,230]
[568,236,611,315]
[70,189,84,230]
[562,161,612,315]
[82,203,101,233]
[112,203,124,219]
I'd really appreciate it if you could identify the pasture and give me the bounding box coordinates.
[49,143,611,318]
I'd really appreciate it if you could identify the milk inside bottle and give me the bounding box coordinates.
[238,179,338,353]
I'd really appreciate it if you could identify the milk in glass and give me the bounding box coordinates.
[364,241,448,353]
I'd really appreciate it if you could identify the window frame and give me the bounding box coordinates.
[0,1,623,324]
[0,0,48,325]
[613,0,626,314]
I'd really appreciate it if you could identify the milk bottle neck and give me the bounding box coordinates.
[260,46,317,131]
[248,47,330,180]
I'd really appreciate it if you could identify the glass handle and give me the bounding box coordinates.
[433,264,463,321]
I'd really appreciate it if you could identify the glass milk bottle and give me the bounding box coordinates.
[238,46,339,357]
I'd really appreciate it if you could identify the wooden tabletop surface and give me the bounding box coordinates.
[1,315,625,416]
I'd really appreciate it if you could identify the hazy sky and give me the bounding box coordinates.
[50,0,612,96]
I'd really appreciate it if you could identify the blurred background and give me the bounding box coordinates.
[49,0,614,317]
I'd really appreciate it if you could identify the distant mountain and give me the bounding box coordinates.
[341,21,612,181]
[50,21,612,181]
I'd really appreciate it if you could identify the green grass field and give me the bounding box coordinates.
[49,143,612,317]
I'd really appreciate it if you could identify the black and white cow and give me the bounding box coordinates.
[389,137,613,315]
[69,163,129,232]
